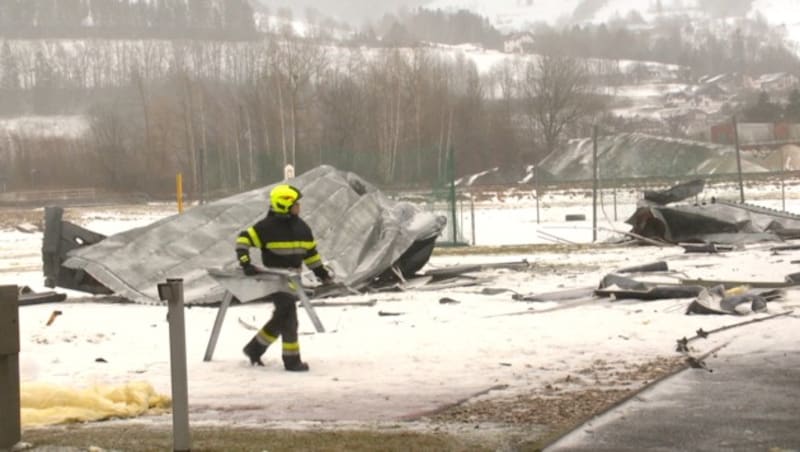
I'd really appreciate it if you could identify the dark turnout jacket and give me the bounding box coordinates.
[236,211,330,281]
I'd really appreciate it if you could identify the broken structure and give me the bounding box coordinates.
[42,166,447,305]
[627,179,800,244]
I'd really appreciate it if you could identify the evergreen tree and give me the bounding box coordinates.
[785,89,800,122]
[742,91,782,122]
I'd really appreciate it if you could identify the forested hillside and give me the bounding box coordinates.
[1,0,799,198]
[0,0,256,38]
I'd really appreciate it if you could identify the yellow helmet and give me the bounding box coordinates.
[270,184,302,214]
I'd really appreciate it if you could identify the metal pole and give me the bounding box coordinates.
[204,291,234,362]
[470,198,476,246]
[448,147,458,244]
[176,173,184,214]
[0,285,21,451]
[732,115,745,203]
[158,279,191,452]
[780,140,786,211]
[197,148,206,205]
[534,164,540,225]
[592,125,599,242]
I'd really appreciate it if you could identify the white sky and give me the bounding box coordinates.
[2,184,800,430]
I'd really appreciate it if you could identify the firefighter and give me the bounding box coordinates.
[237,183,332,371]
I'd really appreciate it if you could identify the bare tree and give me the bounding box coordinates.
[269,33,328,169]
[521,54,595,161]
[365,48,407,183]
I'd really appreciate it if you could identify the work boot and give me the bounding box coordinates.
[283,355,310,372]
[243,337,267,367]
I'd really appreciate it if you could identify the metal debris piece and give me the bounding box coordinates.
[42,166,446,305]
[644,179,705,205]
[45,310,63,326]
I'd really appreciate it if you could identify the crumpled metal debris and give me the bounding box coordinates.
[686,285,782,315]
[627,180,800,244]
[48,165,446,305]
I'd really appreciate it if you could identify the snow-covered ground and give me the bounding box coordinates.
[1,183,799,434]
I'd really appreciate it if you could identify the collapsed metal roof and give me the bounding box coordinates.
[622,178,800,244]
[540,132,769,181]
[43,165,447,305]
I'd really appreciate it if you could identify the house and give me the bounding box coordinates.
[697,73,745,95]
[754,73,799,93]
[710,122,800,145]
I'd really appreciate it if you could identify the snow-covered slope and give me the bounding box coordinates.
[423,0,800,48]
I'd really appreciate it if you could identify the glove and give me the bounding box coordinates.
[242,263,258,276]
[313,264,334,284]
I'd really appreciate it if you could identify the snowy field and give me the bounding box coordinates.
[1,182,800,441]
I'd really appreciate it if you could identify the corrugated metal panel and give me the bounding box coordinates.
[63,165,446,304]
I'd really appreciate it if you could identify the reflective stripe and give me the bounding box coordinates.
[269,248,307,256]
[236,236,252,246]
[247,227,263,248]
[282,342,300,355]
[287,280,297,291]
[303,254,322,266]
[239,254,250,264]
[258,330,278,345]
[267,240,316,251]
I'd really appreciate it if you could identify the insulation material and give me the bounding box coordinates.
[21,381,170,426]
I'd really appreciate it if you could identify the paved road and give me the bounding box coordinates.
[546,315,800,452]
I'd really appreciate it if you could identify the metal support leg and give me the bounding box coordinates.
[204,291,234,362]
[288,275,325,333]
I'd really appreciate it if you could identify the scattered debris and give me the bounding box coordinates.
[439,297,460,304]
[676,310,793,353]
[378,311,404,316]
[644,179,705,205]
[14,222,40,233]
[616,261,669,273]
[512,287,595,302]
[680,242,735,253]
[628,179,800,244]
[686,285,783,315]
[18,286,67,306]
[595,271,704,301]
[46,310,63,326]
[680,278,796,289]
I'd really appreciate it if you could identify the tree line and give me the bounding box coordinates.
[741,89,800,123]
[3,4,800,197]
[0,0,256,39]
[0,35,605,197]
[525,15,800,78]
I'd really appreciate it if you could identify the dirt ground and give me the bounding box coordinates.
[17,355,687,451]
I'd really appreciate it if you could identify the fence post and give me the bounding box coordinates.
[0,285,21,450]
[158,279,191,452]
[732,115,745,203]
[592,125,599,243]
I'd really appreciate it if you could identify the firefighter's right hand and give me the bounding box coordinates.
[241,263,258,276]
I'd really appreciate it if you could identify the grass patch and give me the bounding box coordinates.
[22,425,498,452]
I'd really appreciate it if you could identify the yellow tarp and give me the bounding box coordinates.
[21,381,171,426]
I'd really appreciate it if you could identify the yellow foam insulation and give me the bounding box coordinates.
[21,381,171,426]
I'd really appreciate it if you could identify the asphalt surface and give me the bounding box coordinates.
[546,316,800,452]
